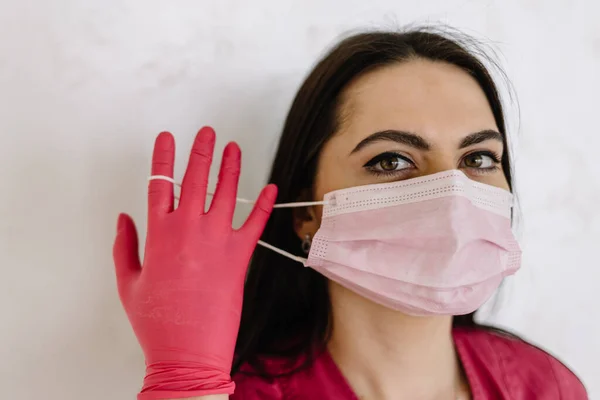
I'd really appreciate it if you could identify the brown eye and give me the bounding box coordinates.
[364,152,413,175]
[379,158,400,171]
[461,152,498,170]
[464,154,484,168]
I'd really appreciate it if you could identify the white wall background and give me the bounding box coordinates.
[0,0,598,398]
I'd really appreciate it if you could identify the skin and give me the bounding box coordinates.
[182,58,509,400]
[294,59,509,399]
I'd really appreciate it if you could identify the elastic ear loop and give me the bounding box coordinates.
[148,175,327,263]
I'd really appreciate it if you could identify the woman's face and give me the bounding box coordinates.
[297,58,509,233]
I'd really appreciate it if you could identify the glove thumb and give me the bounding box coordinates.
[113,213,141,299]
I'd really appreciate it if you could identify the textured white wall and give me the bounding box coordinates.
[0,0,598,398]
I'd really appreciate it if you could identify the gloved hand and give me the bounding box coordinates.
[113,127,277,400]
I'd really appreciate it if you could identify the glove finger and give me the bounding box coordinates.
[208,142,241,224]
[239,184,277,241]
[180,127,215,215]
[148,132,175,217]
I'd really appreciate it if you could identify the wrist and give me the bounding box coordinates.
[138,361,234,400]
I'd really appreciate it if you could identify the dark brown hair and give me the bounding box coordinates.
[234,27,514,376]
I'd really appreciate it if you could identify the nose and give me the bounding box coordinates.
[418,152,457,177]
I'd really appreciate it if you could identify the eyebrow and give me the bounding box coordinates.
[458,130,503,149]
[350,130,430,154]
[350,129,504,154]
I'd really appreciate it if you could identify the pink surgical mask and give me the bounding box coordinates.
[150,170,521,316]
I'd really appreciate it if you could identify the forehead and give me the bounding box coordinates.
[336,58,498,142]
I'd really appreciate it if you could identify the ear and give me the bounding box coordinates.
[292,188,319,241]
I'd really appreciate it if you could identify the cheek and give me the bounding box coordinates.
[312,161,337,227]
[312,155,338,201]
[313,136,360,195]
[480,172,510,191]
[315,205,324,226]
[310,171,328,228]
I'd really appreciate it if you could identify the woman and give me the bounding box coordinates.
[113,28,588,399]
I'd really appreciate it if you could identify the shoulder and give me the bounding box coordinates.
[454,327,588,399]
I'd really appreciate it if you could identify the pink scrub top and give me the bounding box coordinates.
[232,327,587,399]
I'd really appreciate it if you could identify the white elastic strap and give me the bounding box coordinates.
[257,240,307,264]
[148,175,328,208]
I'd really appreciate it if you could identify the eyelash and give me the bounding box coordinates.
[363,152,414,177]
[363,151,502,177]
[464,150,502,174]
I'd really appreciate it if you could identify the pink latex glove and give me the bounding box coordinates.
[113,127,277,400]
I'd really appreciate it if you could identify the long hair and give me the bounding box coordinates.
[234,27,514,376]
